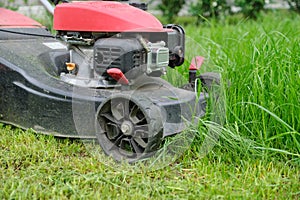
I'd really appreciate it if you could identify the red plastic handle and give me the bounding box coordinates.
[189,56,205,70]
[107,68,129,85]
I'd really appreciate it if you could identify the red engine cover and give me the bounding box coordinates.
[54,1,164,32]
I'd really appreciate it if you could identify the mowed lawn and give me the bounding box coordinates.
[1,10,299,199]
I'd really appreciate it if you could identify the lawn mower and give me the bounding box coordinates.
[0,0,220,162]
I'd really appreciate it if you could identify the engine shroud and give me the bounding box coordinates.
[94,38,146,77]
[54,1,164,32]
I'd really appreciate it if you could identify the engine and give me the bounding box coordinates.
[55,1,185,87]
[94,36,169,77]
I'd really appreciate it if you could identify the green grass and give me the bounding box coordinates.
[1,10,300,199]
[0,125,299,199]
[183,10,300,157]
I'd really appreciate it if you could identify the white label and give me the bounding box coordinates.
[43,42,67,50]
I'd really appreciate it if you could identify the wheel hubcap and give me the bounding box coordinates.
[121,121,133,136]
[96,96,162,162]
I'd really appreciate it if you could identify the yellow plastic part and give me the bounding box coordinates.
[66,62,76,71]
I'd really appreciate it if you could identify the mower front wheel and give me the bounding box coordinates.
[95,95,163,163]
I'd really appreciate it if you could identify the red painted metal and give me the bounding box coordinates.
[0,8,42,28]
[53,1,164,32]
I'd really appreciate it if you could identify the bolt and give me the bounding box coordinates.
[121,121,133,136]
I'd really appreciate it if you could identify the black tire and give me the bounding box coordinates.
[95,94,163,163]
[198,72,222,113]
[181,72,222,117]
[198,72,221,91]
[181,72,221,92]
